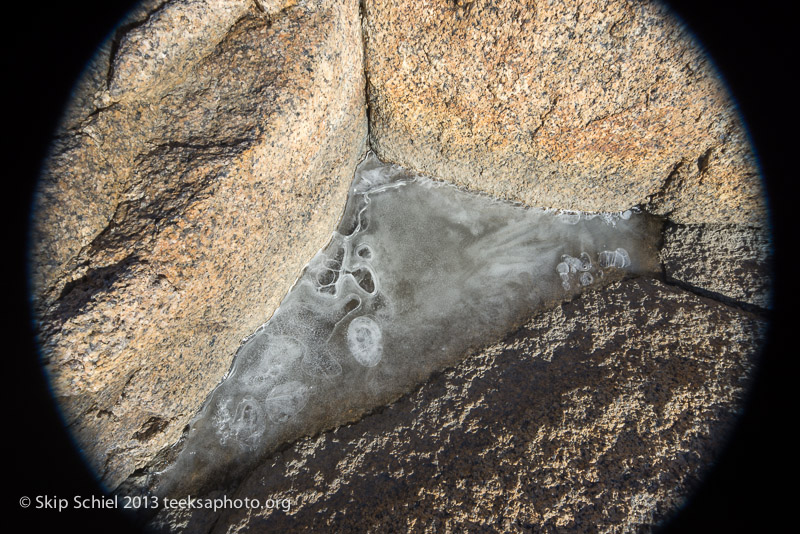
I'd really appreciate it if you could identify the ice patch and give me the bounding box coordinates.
[159,153,661,494]
[264,382,309,424]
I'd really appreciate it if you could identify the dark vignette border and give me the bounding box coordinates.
[7,1,789,532]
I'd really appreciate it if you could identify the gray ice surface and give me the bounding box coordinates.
[158,153,661,494]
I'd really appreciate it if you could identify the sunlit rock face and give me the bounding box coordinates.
[30,0,367,489]
[363,0,765,225]
[160,153,661,493]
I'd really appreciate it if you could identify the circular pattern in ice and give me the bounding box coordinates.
[355,243,373,260]
[347,316,383,367]
[215,396,265,449]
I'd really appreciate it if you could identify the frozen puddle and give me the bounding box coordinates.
[159,153,661,492]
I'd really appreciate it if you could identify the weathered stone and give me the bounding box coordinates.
[660,223,773,309]
[58,0,162,132]
[362,0,764,225]
[147,278,765,533]
[108,0,252,102]
[256,0,298,17]
[31,0,366,489]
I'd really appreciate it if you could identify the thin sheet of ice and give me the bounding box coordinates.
[158,153,661,493]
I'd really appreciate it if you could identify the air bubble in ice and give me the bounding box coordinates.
[598,247,631,269]
[242,335,305,391]
[561,254,582,273]
[350,266,376,294]
[556,261,571,289]
[578,252,592,271]
[557,210,581,225]
[346,316,383,367]
[214,396,264,449]
[355,243,373,260]
[343,296,361,314]
[301,350,343,379]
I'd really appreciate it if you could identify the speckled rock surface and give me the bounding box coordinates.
[30,0,367,489]
[108,0,250,102]
[146,278,764,533]
[660,223,773,309]
[363,0,764,225]
[107,0,300,103]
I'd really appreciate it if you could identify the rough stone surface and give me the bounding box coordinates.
[31,0,367,489]
[363,0,764,225]
[106,0,299,103]
[107,0,253,102]
[146,278,765,533]
[661,223,773,309]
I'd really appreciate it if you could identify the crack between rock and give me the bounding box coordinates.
[99,1,768,518]
[530,96,560,141]
[658,276,769,317]
[653,221,769,317]
[582,102,639,129]
[645,159,686,216]
[358,0,372,150]
[142,137,254,155]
